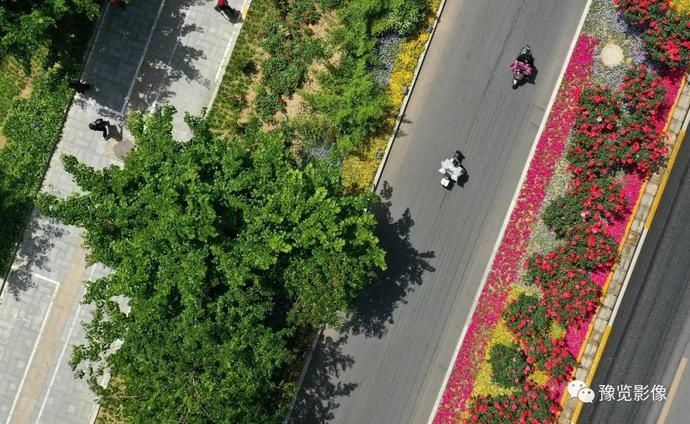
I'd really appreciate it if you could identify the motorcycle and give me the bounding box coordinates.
[439,150,465,188]
[511,45,534,89]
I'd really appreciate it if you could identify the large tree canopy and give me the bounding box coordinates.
[39,107,385,422]
[0,0,99,62]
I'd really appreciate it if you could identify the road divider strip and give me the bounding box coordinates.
[560,72,690,423]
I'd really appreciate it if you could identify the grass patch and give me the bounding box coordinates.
[0,16,96,274]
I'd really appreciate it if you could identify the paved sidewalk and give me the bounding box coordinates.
[0,0,246,422]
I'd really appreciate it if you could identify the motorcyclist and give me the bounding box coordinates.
[516,47,534,66]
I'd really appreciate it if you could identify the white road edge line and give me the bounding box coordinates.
[120,0,169,116]
[426,0,595,421]
[657,356,688,424]
[610,228,647,323]
[5,283,60,424]
[35,266,96,423]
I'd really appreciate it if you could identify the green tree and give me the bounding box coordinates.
[39,106,385,422]
[0,0,99,63]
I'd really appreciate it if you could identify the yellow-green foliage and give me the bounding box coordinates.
[472,321,518,397]
[530,370,550,386]
[671,0,690,14]
[343,3,438,190]
[341,119,395,191]
[549,321,566,339]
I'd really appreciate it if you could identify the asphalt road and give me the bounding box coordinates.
[579,132,690,424]
[288,1,589,423]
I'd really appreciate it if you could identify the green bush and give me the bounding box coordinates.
[385,0,426,36]
[255,86,283,120]
[488,343,529,388]
[503,294,551,339]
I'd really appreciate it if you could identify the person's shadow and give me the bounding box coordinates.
[106,123,124,141]
[453,151,469,188]
[216,6,244,23]
[527,64,539,85]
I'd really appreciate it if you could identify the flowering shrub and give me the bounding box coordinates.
[671,0,690,14]
[568,65,668,180]
[468,381,560,424]
[489,343,531,388]
[616,0,690,67]
[503,294,551,339]
[540,275,601,324]
[542,178,627,237]
[620,65,667,113]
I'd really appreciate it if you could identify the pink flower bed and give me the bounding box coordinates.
[432,34,599,423]
[553,66,684,402]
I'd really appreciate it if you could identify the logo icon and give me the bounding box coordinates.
[568,380,595,403]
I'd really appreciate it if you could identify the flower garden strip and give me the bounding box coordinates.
[433,0,689,422]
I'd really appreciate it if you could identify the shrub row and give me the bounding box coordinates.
[468,63,671,422]
[0,69,72,272]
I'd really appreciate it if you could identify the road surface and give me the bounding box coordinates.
[579,132,690,424]
[289,0,589,423]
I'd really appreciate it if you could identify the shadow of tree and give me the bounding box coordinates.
[341,181,436,338]
[6,212,66,298]
[77,0,211,115]
[287,334,357,423]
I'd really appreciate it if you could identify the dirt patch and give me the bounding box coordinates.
[309,10,338,39]
[18,79,34,99]
[0,133,7,149]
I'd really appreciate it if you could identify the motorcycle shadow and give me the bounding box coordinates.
[457,167,469,188]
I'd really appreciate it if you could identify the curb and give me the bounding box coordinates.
[559,71,690,424]
[206,0,253,111]
[372,0,448,190]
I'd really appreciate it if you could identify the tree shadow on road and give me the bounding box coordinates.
[341,181,436,339]
[287,334,357,423]
[5,212,66,298]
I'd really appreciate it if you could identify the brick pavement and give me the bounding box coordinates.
[0,0,248,422]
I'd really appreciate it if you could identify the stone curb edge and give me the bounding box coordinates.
[559,70,690,424]
[371,0,449,190]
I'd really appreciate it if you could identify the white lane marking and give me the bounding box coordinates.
[426,0,596,421]
[5,283,59,424]
[35,266,95,423]
[657,357,688,424]
[610,228,647,323]
[120,0,169,116]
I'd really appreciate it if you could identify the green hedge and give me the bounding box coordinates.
[0,69,72,272]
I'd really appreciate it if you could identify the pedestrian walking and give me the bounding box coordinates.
[68,79,91,93]
[111,0,126,10]
[215,0,237,16]
[89,118,110,140]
